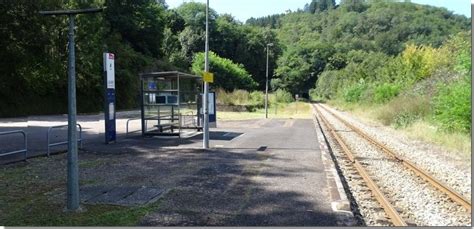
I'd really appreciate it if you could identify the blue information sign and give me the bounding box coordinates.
[104,53,116,144]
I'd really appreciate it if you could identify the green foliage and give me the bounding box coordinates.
[246,14,284,29]
[275,43,334,94]
[343,80,367,103]
[192,52,257,91]
[0,0,471,120]
[304,0,336,13]
[374,95,431,128]
[215,89,265,109]
[175,1,218,30]
[249,91,265,106]
[433,78,471,133]
[315,70,343,99]
[0,0,167,116]
[274,0,469,95]
[373,83,401,103]
[106,0,166,58]
[273,89,295,104]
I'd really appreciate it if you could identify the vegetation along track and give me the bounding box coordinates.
[313,103,471,226]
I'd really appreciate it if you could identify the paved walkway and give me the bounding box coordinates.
[1,115,352,226]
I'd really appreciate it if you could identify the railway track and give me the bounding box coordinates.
[312,103,471,226]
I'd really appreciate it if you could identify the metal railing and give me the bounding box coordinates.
[47,124,83,156]
[126,118,142,137]
[0,130,28,160]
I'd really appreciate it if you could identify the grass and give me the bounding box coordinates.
[327,99,471,158]
[0,157,162,226]
[217,102,312,121]
[400,120,471,160]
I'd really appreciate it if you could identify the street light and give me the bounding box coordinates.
[39,7,103,212]
[265,43,274,119]
[203,0,210,149]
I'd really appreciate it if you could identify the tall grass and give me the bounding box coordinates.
[216,88,293,107]
[373,95,430,128]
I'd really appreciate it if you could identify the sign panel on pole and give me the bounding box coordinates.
[203,72,214,83]
[200,92,217,128]
[209,91,217,128]
[105,53,115,89]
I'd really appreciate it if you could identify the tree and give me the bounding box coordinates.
[176,2,218,30]
[274,42,335,94]
[105,0,166,58]
[192,52,258,91]
[307,0,336,13]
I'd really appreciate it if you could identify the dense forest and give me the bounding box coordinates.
[0,0,471,133]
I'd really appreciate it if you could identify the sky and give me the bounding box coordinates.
[165,0,471,23]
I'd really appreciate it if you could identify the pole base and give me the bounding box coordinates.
[63,205,86,214]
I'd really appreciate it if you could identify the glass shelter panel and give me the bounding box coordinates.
[140,72,203,136]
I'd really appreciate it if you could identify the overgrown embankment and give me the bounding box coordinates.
[312,32,471,154]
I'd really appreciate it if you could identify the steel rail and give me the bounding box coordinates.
[318,104,471,213]
[313,104,407,226]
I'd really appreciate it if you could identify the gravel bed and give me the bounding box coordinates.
[316,105,471,226]
[320,104,471,200]
[315,111,392,226]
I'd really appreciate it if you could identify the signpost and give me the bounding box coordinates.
[104,53,116,144]
[203,0,210,149]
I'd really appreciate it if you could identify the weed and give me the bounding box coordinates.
[374,83,401,103]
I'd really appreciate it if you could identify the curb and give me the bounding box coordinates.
[311,105,356,226]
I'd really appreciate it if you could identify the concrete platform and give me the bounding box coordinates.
[1,114,355,226]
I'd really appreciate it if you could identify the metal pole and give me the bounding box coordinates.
[265,45,269,119]
[203,0,210,149]
[39,7,102,213]
[66,15,80,211]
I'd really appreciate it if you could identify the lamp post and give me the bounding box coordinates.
[39,8,103,212]
[265,43,273,119]
[203,0,210,149]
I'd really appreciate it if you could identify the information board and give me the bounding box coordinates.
[103,53,116,144]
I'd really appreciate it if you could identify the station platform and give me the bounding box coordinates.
[0,114,355,226]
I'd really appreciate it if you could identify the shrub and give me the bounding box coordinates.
[374,95,430,128]
[216,88,234,105]
[343,80,367,103]
[232,90,250,105]
[274,89,294,104]
[192,52,258,91]
[249,91,265,106]
[373,83,401,103]
[432,79,471,133]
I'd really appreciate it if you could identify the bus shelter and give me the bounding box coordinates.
[140,71,203,136]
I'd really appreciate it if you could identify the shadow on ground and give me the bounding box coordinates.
[1,145,342,226]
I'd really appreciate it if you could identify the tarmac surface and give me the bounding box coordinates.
[1,113,349,226]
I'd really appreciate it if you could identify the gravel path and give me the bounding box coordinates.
[315,104,471,226]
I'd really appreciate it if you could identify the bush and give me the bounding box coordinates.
[432,79,471,133]
[232,90,251,105]
[216,89,266,108]
[274,89,294,104]
[373,83,401,103]
[314,70,343,99]
[374,95,430,127]
[249,91,265,106]
[192,52,258,91]
[343,80,367,103]
[216,88,234,105]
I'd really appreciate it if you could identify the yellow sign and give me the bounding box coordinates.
[203,72,214,83]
